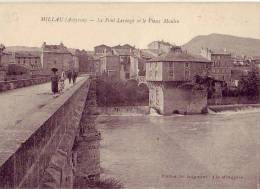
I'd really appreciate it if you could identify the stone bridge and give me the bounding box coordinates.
[0,76,100,188]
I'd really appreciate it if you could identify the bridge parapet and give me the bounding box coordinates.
[0,77,90,188]
[0,77,50,92]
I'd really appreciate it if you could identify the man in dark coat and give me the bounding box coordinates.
[51,68,59,94]
[72,70,78,84]
[67,70,72,84]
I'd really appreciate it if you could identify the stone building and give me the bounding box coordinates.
[76,50,91,73]
[68,49,80,73]
[112,48,132,81]
[147,47,211,115]
[99,55,120,81]
[112,44,135,51]
[41,42,73,75]
[0,50,42,77]
[91,55,101,76]
[200,48,232,86]
[94,45,112,55]
[14,51,42,75]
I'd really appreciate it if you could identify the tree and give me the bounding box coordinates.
[238,71,259,98]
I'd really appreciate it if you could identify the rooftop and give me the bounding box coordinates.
[140,49,164,59]
[201,48,231,55]
[15,51,41,58]
[113,44,135,50]
[112,48,132,56]
[42,42,71,54]
[149,51,211,63]
[94,44,111,49]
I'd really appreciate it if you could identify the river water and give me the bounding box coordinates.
[95,109,260,189]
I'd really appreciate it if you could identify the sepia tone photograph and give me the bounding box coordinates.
[0,2,259,189]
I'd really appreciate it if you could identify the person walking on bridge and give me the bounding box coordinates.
[59,71,65,93]
[72,70,78,84]
[67,69,72,84]
[51,68,59,96]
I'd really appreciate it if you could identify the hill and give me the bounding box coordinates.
[182,33,260,57]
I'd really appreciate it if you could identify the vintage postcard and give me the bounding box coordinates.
[0,2,259,189]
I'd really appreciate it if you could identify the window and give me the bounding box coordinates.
[184,62,191,80]
[169,62,174,77]
[185,70,190,80]
[155,62,158,78]
[156,88,160,106]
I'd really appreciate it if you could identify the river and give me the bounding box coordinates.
[95,109,260,189]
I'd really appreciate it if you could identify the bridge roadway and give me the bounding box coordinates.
[0,77,85,164]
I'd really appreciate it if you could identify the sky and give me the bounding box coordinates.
[0,3,260,50]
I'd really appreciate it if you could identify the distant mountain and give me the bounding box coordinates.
[182,33,260,57]
[5,46,41,52]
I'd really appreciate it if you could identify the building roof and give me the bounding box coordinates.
[203,48,231,55]
[140,49,163,59]
[99,54,119,59]
[15,51,41,58]
[2,50,12,55]
[94,44,111,49]
[113,44,135,50]
[149,51,211,63]
[68,48,81,55]
[42,43,71,54]
[112,48,132,56]
[253,56,260,60]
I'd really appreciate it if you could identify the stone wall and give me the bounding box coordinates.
[163,86,207,115]
[0,77,50,92]
[0,77,90,188]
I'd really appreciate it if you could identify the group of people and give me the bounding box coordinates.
[51,69,78,96]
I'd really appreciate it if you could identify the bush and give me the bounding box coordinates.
[96,77,149,106]
[238,71,259,98]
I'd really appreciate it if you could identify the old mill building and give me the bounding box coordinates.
[146,46,212,115]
